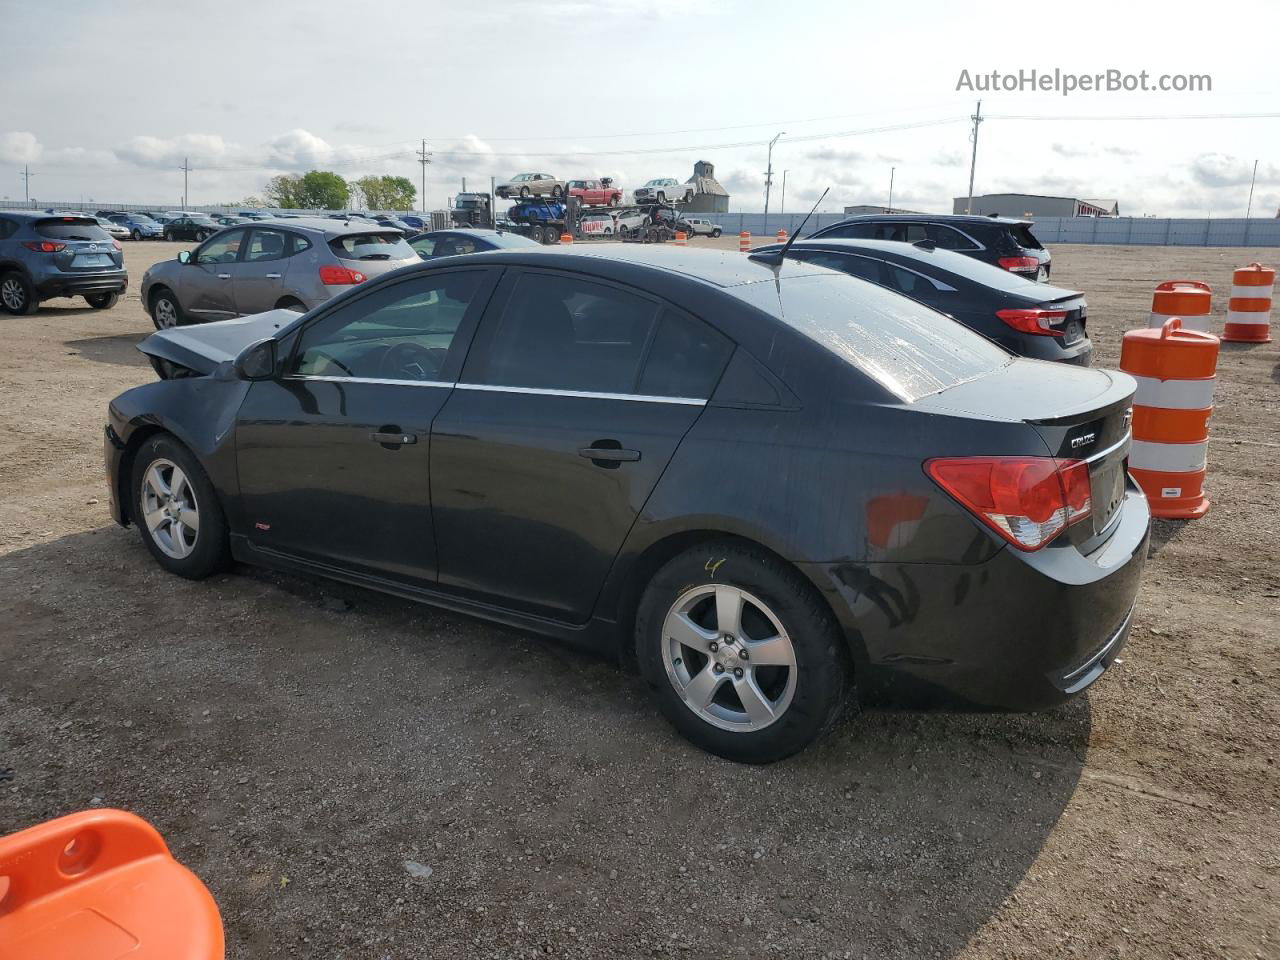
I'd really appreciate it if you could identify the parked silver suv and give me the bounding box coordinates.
[141,218,420,329]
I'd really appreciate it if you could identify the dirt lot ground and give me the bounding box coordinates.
[2,238,1278,959]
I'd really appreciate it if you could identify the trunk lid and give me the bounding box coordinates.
[34,218,124,272]
[137,309,301,376]
[915,359,1135,548]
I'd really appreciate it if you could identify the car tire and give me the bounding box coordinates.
[86,292,119,310]
[635,540,852,764]
[163,230,174,242]
[656,192,666,204]
[520,187,531,198]
[551,186,563,198]
[0,271,38,315]
[150,287,184,330]
[609,195,619,206]
[131,434,230,580]
[711,229,722,238]
[132,229,143,241]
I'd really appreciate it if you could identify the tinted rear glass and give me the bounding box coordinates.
[1013,224,1043,249]
[34,219,112,241]
[733,274,1009,402]
[328,232,414,260]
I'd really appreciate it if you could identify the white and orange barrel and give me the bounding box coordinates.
[1222,262,1273,343]
[776,229,787,243]
[739,231,751,253]
[674,230,687,246]
[1120,317,1220,519]
[1148,280,1212,332]
[559,232,572,245]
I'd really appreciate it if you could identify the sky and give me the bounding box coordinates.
[3,0,1279,218]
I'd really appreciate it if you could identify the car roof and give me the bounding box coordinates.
[249,216,406,237]
[818,213,1030,228]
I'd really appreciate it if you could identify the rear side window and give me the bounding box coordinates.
[637,310,733,399]
[34,218,111,241]
[733,274,1009,402]
[1013,224,1043,250]
[931,225,980,251]
[287,233,312,256]
[820,222,877,240]
[468,273,660,394]
[0,219,17,239]
[328,232,414,261]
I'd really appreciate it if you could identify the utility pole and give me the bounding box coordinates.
[888,167,895,213]
[1246,158,1258,219]
[416,139,432,212]
[21,165,34,205]
[780,170,789,216]
[462,177,466,193]
[180,157,192,209]
[762,131,785,232]
[964,101,982,215]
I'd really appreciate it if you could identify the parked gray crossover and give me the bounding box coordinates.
[141,218,421,329]
[0,212,127,314]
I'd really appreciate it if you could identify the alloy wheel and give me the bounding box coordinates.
[140,458,200,559]
[153,297,178,328]
[1,276,27,312]
[661,584,798,732]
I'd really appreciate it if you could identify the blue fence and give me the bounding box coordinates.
[1023,217,1280,247]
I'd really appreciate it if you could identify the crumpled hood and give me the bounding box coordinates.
[137,309,300,375]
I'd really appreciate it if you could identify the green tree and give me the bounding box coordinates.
[355,174,416,211]
[263,170,350,210]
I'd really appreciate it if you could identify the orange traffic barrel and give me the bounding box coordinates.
[739,231,751,253]
[0,808,224,959]
[674,230,687,246]
[559,233,572,245]
[776,229,787,243]
[1120,317,1220,519]
[1148,280,1212,332]
[1223,262,1273,343]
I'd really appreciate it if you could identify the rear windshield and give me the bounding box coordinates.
[734,273,1009,402]
[34,218,112,241]
[328,232,414,261]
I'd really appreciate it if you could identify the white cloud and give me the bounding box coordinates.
[114,133,232,169]
[0,131,43,165]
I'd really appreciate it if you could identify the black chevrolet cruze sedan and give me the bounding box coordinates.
[749,238,1092,365]
[104,246,1149,763]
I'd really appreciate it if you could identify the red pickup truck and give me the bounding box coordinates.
[565,177,622,206]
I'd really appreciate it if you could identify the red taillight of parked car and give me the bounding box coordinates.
[319,265,366,285]
[111,239,122,251]
[998,255,1040,274]
[996,307,1069,337]
[22,241,66,253]
[925,456,1092,551]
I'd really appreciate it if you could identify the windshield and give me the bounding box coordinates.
[489,232,541,248]
[733,273,1009,403]
[131,213,156,221]
[328,232,415,261]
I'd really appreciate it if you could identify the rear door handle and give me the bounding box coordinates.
[217,273,231,280]
[371,431,417,446]
[265,273,281,279]
[579,445,641,463]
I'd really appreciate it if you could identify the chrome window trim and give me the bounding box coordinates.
[455,383,706,406]
[285,375,455,388]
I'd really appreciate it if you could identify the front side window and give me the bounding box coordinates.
[466,273,661,394]
[195,230,244,264]
[291,271,485,381]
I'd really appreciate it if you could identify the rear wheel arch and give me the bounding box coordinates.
[611,529,853,673]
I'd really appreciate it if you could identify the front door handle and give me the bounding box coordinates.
[265,273,281,279]
[579,443,641,468]
[371,430,417,446]
[217,273,231,280]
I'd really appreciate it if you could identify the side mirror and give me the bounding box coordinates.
[177,250,192,264]
[234,339,277,381]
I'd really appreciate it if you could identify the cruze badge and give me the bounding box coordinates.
[1070,432,1096,450]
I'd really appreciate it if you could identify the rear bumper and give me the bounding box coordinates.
[800,485,1150,710]
[35,271,128,299]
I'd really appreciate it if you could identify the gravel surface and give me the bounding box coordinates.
[1,240,1277,959]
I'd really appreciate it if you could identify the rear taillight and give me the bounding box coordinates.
[996,307,1069,337]
[319,265,366,285]
[111,239,122,251]
[23,241,65,253]
[998,255,1039,274]
[925,456,1092,551]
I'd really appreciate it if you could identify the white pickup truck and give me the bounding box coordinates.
[633,177,695,204]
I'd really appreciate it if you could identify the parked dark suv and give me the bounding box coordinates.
[808,214,1051,281]
[0,213,127,314]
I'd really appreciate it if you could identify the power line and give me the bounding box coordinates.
[986,111,1280,121]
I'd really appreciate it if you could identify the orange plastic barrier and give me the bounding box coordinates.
[776,229,787,243]
[1120,317,1219,519]
[1223,262,1273,343]
[0,809,224,960]
[674,230,687,246]
[1148,280,1212,332]
[558,233,572,245]
[738,231,751,253]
